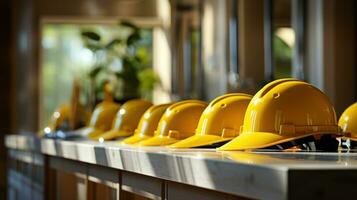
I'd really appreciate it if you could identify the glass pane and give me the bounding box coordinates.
[274,27,294,79]
[171,0,202,99]
[273,0,295,79]
[40,23,153,129]
[41,24,93,129]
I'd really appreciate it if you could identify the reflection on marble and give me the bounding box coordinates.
[7,135,357,168]
[6,134,357,200]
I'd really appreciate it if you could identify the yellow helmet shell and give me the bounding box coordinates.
[339,102,357,141]
[223,152,293,165]
[139,100,208,146]
[170,93,252,148]
[121,103,172,145]
[219,79,339,151]
[85,101,120,139]
[97,99,153,140]
[41,104,71,136]
[50,104,70,130]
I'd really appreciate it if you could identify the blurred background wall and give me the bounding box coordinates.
[0,0,12,198]
[1,0,357,197]
[6,0,357,133]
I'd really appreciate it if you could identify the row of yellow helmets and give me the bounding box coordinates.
[56,78,357,150]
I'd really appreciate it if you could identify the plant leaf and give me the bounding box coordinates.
[138,68,160,99]
[127,31,141,46]
[81,31,101,41]
[89,67,103,78]
[115,72,124,78]
[84,43,102,51]
[105,38,122,49]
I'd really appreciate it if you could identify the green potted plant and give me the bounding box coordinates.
[81,21,160,107]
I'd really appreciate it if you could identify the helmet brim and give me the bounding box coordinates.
[170,135,232,148]
[121,134,151,145]
[96,129,132,141]
[79,127,104,139]
[223,152,286,164]
[138,136,178,146]
[218,131,315,151]
[343,135,357,142]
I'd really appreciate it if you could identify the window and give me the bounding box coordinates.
[40,23,153,129]
[274,27,295,79]
[272,0,295,79]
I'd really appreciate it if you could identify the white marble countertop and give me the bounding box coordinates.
[5,134,357,200]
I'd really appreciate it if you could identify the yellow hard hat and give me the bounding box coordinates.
[223,152,295,165]
[219,79,340,151]
[41,104,71,136]
[170,93,252,148]
[83,101,120,139]
[121,103,172,145]
[96,99,153,141]
[138,100,208,146]
[339,102,357,141]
